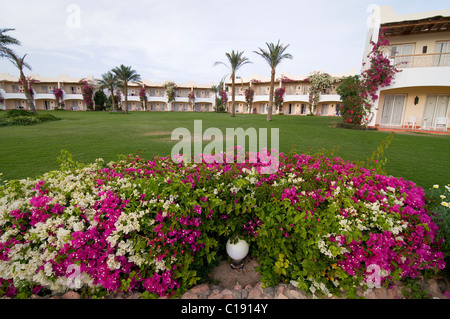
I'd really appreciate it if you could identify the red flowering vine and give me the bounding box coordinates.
[79,79,95,110]
[52,88,64,108]
[244,87,254,112]
[338,32,401,127]
[274,87,285,113]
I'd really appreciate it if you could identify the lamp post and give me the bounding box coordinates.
[226,238,249,270]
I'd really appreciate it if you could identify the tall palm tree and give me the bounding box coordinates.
[214,50,251,117]
[254,40,293,121]
[7,52,37,114]
[111,64,141,114]
[97,71,119,111]
[0,28,20,58]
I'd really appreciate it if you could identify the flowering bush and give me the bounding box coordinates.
[219,90,228,107]
[244,88,254,112]
[338,33,402,127]
[0,150,445,299]
[139,88,147,110]
[52,88,64,109]
[307,71,335,115]
[163,81,177,104]
[79,79,95,111]
[274,87,285,113]
[426,184,450,278]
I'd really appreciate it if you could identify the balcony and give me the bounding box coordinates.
[392,52,450,68]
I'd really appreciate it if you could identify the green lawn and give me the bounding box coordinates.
[0,110,449,189]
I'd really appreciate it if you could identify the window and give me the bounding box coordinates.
[390,43,414,67]
[434,41,450,66]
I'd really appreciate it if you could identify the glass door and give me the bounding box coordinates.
[381,94,405,126]
[422,95,450,128]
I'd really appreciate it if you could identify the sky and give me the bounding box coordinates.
[0,0,449,85]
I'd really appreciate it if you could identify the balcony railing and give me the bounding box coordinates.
[391,52,450,68]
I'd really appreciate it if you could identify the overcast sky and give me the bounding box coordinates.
[0,0,449,84]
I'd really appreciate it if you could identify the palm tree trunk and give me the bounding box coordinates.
[124,83,128,114]
[20,71,37,115]
[267,68,275,121]
[231,73,236,117]
[110,86,117,111]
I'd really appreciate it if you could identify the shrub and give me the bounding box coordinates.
[37,114,59,122]
[6,109,35,117]
[0,150,445,298]
[0,115,41,127]
[0,112,59,127]
[426,184,450,279]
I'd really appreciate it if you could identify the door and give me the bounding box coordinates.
[381,94,405,126]
[423,95,450,128]
[288,104,292,114]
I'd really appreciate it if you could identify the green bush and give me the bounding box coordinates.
[0,115,41,126]
[0,111,59,127]
[37,114,59,122]
[6,109,35,117]
[426,184,450,279]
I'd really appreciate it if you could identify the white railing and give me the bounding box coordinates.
[391,52,450,68]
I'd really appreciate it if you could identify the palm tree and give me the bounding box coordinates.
[0,28,20,58]
[254,40,293,121]
[111,64,141,114]
[97,71,119,111]
[214,50,251,117]
[7,51,37,114]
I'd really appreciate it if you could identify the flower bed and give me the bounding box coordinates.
[0,150,446,298]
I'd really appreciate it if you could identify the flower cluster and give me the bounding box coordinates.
[338,33,402,127]
[52,88,64,108]
[219,90,228,106]
[307,71,335,115]
[0,150,446,299]
[163,81,177,103]
[274,87,286,112]
[244,87,254,112]
[79,79,95,110]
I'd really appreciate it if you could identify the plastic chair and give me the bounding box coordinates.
[434,117,448,131]
[404,116,418,129]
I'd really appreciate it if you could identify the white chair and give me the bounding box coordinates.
[434,117,448,131]
[404,116,418,129]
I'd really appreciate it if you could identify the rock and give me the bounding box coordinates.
[221,289,233,297]
[61,291,81,299]
[127,292,141,299]
[189,284,210,294]
[207,292,223,299]
[275,293,289,299]
[181,292,199,299]
[248,287,262,299]
[289,289,306,299]
[30,294,41,299]
[263,287,275,298]
[427,279,443,297]
[233,284,242,291]
[374,287,388,299]
[386,287,398,299]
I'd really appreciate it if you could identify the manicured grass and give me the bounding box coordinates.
[0,110,448,189]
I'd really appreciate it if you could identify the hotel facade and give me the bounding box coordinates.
[1,5,449,130]
[365,6,450,132]
[0,71,353,116]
